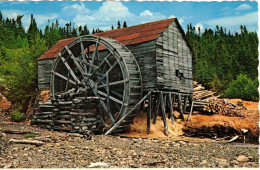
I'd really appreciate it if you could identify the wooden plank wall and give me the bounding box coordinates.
[38,59,55,90]
[127,41,157,91]
[155,21,193,94]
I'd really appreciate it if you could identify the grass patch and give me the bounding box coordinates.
[10,111,25,122]
[24,133,37,138]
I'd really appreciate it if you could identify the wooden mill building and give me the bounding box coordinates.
[38,18,193,95]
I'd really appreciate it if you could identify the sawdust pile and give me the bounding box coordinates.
[123,111,185,138]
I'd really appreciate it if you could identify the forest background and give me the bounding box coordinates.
[0,13,258,115]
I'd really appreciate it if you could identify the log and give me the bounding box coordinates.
[228,135,240,143]
[9,139,44,146]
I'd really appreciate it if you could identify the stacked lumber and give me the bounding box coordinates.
[193,81,218,101]
[192,81,246,117]
[204,99,247,117]
[192,81,218,112]
[31,98,105,134]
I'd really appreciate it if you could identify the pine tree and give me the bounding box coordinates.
[123,21,127,28]
[117,21,121,29]
[111,25,114,30]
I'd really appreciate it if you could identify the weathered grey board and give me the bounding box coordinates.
[38,58,56,90]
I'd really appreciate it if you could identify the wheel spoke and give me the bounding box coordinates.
[52,70,76,85]
[97,90,124,105]
[59,53,81,84]
[90,52,112,76]
[103,60,119,76]
[86,79,115,122]
[97,79,128,88]
[80,40,88,73]
[89,39,99,74]
[71,56,98,70]
[106,73,110,116]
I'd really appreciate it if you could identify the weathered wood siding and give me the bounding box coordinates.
[38,58,55,90]
[127,41,157,91]
[155,21,193,94]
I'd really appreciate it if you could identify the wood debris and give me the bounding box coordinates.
[192,81,247,117]
[9,139,44,146]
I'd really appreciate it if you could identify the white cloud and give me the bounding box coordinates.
[1,9,23,19]
[178,18,184,24]
[205,12,257,27]
[61,2,91,17]
[68,2,166,31]
[195,23,204,32]
[168,15,176,19]
[140,10,153,17]
[34,14,59,26]
[235,4,253,11]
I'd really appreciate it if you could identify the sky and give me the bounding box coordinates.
[0,1,258,33]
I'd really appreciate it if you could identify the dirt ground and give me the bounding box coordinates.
[0,122,259,168]
[0,98,259,168]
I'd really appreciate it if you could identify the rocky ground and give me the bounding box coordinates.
[0,122,259,168]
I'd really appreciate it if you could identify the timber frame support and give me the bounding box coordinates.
[145,91,193,136]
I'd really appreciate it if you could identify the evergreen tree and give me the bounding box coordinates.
[111,25,114,30]
[117,21,121,29]
[123,21,127,28]
[27,14,39,42]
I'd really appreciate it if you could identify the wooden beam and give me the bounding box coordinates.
[187,95,193,121]
[178,93,185,120]
[183,96,188,114]
[153,94,160,124]
[168,93,174,125]
[147,92,152,134]
[160,92,168,136]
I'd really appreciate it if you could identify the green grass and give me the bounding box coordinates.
[24,133,37,138]
[10,111,25,122]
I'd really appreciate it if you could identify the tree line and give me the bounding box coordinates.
[0,11,258,116]
[186,24,258,101]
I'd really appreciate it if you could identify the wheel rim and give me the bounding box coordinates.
[50,35,142,130]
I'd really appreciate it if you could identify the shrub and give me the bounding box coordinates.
[24,133,37,138]
[224,74,259,101]
[10,111,25,122]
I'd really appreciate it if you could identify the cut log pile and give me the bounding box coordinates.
[31,97,104,135]
[192,81,247,117]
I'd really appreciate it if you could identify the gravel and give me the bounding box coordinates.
[0,126,258,168]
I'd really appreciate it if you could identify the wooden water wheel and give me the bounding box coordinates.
[50,35,142,133]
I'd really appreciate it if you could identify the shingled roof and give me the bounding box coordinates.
[38,18,176,60]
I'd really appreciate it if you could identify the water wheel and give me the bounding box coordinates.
[50,35,142,133]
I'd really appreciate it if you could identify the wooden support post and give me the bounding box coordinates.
[147,92,152,134]
[183,96,188,114]
[187,95,193,121]
[151,95,156,119]
[153,95,160,124]
[168,93,174,125]
[178,93,185,120]
[160,92,168,136]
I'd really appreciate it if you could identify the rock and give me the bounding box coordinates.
[230,160,239,165]
[1,133,7,138]
[217,159,229,167]
[178,141,186,145]
[237,155,249,162]
[88,162,109,168]
[4,163,13,168]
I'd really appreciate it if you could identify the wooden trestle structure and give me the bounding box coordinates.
[33,18,193,135]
